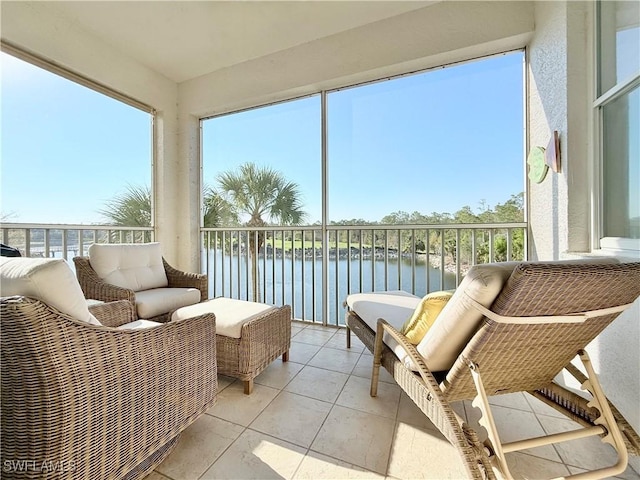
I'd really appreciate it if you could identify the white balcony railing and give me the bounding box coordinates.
[1,222,526,326]
[0,223,153,260]
[202,223,527,326]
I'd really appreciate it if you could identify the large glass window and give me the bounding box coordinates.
[597,1,640,246]
[327,52,524,224]
[201,52,525,324]
[1,52,152,226]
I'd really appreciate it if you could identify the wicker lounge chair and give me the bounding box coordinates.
[345,259,640,480]
[1,257,218,480]
[74,242,208,322]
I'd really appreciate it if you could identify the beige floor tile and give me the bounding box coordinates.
[250,391,332,448]
[201,429,306,479]
[311,405,396,475]
[285,365,349,403]
[208,381,280,426]
[289,341,322,364]
[505,452,571,479]
[451,400,467,423]
[346,331,367,351]
[155,415,244,480]
[351,354,396,384]
[325,331,365,353]
[524,393,569,419]
[387,422,469,479]
[396,392,440,432]
[217,375,236,392]
[305,324,341,333]
[567,464,640,479]
[144,472,170,480]
[291,321,307,332]
[537,414,638,477]
[293,328,337,346]
[254,360,304,390]
[294,451,385,479]
[488,392,532,412]
[489,404,563,463]
[308,345,361,374]
[461,400,487,441]
[336,375,401,419]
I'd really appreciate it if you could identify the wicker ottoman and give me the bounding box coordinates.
[172,298,291,394]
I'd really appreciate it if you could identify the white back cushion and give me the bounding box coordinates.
[0,257,101,325]
[416,262,519,372]
[89,243,168,292]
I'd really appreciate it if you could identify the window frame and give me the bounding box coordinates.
[592,1,640,254]
[0,41,157,229]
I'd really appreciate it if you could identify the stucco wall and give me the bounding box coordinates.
[529,3,639,472]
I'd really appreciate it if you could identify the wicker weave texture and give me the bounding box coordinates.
[1,296,218,480]
[492,262,640,315]
[346,311,492,480]
[88,299,136,327]
[73,256,208,322]
[443,262,640,400]
[345,261,640,478]
[216,305,291,382]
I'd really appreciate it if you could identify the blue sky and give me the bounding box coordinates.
[1,52,151,224]
[203,51,524,223]
[2,50,524,225]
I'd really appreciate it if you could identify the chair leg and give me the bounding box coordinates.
[370,321,384,397]
[469,362,514,480]
[346,326,351,349]
[469,353,629,480]
[282,351,288,362]
[244,379,253,395]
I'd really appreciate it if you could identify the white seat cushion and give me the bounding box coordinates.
[89,242,168,292]
[172,297,277,338]
[345,290,421,368]
[135,287,201,319]
[0,257,101,325]
[116,319,163,330]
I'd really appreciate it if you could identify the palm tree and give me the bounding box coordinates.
[100,184,227,243]
[99,184,152,242]
[216,162,306,301]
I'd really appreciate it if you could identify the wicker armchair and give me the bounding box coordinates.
[346,260,640,480]
[74,251,207,323]
[1,295,217,480]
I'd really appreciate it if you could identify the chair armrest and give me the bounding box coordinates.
[374,318,448,399]
[163,258,208,301]
[89,300,137,327]
[73,256,135,303]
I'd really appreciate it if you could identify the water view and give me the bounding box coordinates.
[205,251,457,326]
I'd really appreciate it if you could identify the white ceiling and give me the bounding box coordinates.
[44,1,435,84]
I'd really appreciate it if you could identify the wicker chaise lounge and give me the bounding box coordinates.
[1,257,218,479]
[345,259,640,480]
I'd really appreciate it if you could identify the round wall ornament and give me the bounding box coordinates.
[527,146,548,184]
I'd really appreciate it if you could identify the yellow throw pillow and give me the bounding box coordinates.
[400,291,453,345]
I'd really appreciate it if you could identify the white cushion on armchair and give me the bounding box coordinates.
[89,242,168,292]
[135,288,201,319]
[0,257,101,325]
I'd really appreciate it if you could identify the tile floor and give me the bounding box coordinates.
[148,322,639,480]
